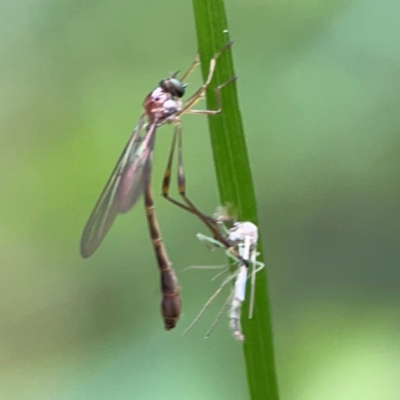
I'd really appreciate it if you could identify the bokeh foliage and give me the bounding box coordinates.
[0,1,399,399]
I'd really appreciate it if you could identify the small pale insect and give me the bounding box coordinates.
[183,214,264,341]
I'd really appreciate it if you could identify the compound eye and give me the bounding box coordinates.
[169,78,186,97]
[159,78,187,97]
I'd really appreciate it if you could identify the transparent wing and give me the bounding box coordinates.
[80,116,157,258]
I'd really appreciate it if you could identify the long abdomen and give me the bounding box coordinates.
[142,144,181,330]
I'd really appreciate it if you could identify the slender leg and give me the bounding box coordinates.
[161,48,237,229]
[161,77,235,216]
[183,263,230,282]
[162,77,237,228]
[162,126,247,265]
[182,76,237,116]
[181,41,233,111]
[161,44,243,258]
[184,265,228,271]
[161,124,194,215]
[162,130,248,265]
[174,124,246,264]
[161,124,217,223]
[179,53,200,82]
[205,291,235,339]
[183,272,238,335]
[248,258,265,319]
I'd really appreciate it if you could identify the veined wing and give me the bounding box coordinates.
[80,115,157,258]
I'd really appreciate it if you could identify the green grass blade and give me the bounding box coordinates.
[191,1,280,399]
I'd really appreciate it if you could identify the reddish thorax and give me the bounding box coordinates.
[143,87,172,121]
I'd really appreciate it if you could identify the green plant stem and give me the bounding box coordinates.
[191,1,280,399]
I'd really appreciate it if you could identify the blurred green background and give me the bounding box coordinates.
[1,0,399,399]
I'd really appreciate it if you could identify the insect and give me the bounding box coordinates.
[183,209,264,341]
[80,43,235,330]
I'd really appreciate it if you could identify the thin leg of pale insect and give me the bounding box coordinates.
[204,291,235,339]
[248,260,265,318]
[228,247,250,267]
[197,260,265,340]
[248,250,258,319]
[182,265,229,282]
[192,259,263,340]
[249,253,256,319]
[183,265,228,271]
[211,268,230,281]
[197,233,248,269]
[142,135,181,330]
[182,264,230,282]
[183,271,238,335]
[197,233,226,251]
[212,218,233,237]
